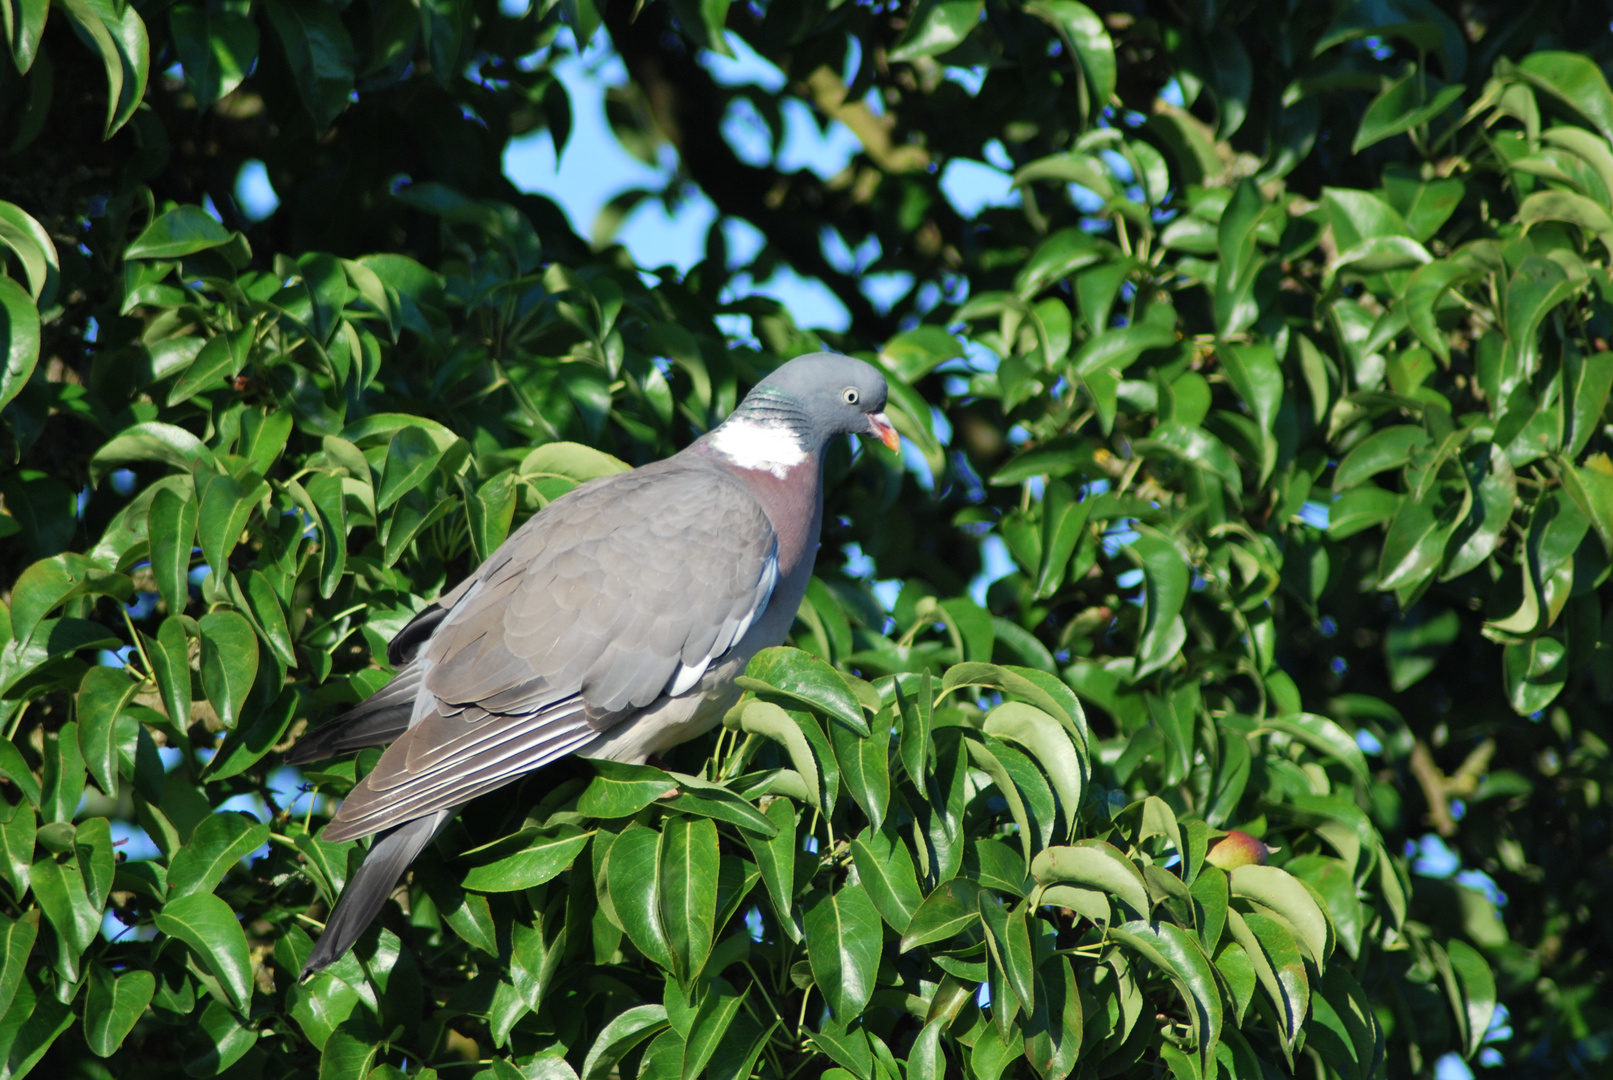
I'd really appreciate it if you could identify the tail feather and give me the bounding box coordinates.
[301,808,451,978]
[286,666,423,765]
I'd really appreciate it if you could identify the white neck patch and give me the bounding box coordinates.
[710,417,807,479]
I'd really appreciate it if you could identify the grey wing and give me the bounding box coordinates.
[321,465,778,841]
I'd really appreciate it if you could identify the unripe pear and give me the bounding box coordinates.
[1206,830,1270,870]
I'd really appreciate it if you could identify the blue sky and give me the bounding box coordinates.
[498,30,1018,331]
[232,29,1020,331]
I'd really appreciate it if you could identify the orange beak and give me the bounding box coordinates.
[867,411,900,452]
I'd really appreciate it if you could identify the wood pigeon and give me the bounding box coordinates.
[287,352,898,975]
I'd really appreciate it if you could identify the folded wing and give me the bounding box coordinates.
[317,460,778,841]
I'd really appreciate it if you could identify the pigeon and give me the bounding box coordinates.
[286,351,898,975]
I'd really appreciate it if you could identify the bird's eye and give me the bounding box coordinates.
[842,387,860,405]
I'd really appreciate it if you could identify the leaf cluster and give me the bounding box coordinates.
[1,0,1611,1078]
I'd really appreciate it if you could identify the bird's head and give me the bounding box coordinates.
[744,352,899,453]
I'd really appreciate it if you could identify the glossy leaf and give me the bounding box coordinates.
[0,275,39,414]
[85,965,156,1056]
[849,829,923,934]
[198,610,257,730]
[167,811,269,897]
[888,0,982,62]
[739,647,868,737]
[154,892,255,1013]
[803,882,882,1018]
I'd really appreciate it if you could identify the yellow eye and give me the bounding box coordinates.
[843,387,860,405]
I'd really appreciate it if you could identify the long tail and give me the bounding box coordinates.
[301,808,452,978]
[285,665,424,765]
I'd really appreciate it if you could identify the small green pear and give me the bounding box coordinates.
[1206,830,1271,870]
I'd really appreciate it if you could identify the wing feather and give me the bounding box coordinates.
[318,457,782,842]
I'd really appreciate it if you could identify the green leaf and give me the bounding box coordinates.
[1334,426,1427,490]
[9,553,131,646]
[579,1005,668,1080]
[737,701,822,812]
[1228,864,1332,966]
[89,421,219,481]
[1440,939,1497,1058]
[1261,713,1370,786]
[126,205,234,260]
[0,276,39,415]
[147,485,198,617]
[376,425,446,512]
[169,328,251,406]
[0,914,36,1024]
[663,777,778,837]
[146,617,192,727]
[465,471,517,563]
[828,710,889,830]
[55,0,148,136]
[319,1013,380,1080]
[1515,51,1613,143]
[605,825,674,970]
[849,829,923,934]
[1401,260,1475,362]
[169,5,258,111]
[1030,841,1150,918]
[234,569,297,668]
[1383,605,1460,692]
[85,964,156,1056]
[739,647,868,736]
[167,811,268,898]
[1288,855,1364,961]
[1383,167,1465,242]
[1226,908,1307,1050]
[1011,227,1107,299]
[681,982,746,1080]
[660,816,718,983]
[1131,527,1189,679]
[41,720,85,827]
[1353,70,1465,152]
[206,686,297,781]
[900,878,981,951]
[198,472,264,578]
[1070,322,1176,379]
[304,473,348,598]
[463,827,590,895]
[1035,480,1093,597]
[1219,343,1283,481]
[198,610,257,730]
[188,997,259,1074]
[577,759,678,819]
[1328,484,1401,540]
[154,891,255,1012]
[76,817,114,909]
[1519,190,1613,252]
[1111,920,1222,1073]
[0,0,47,72]
[879,326,964,382]
[262,0,356,132]
[741,799,799,941]
[1026,0,1115,105]
[979,894,1035,1014]
[1376,469,1469,591]
[517,441,630,491]
[1503,636,1567,715]
[888,0,981,62]
[984,702,1084,839]
[0,974,74,1077]
[29,850,100,972]
[0,804,36,897]
[896,672,932,782]
[804,881,882,1018]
